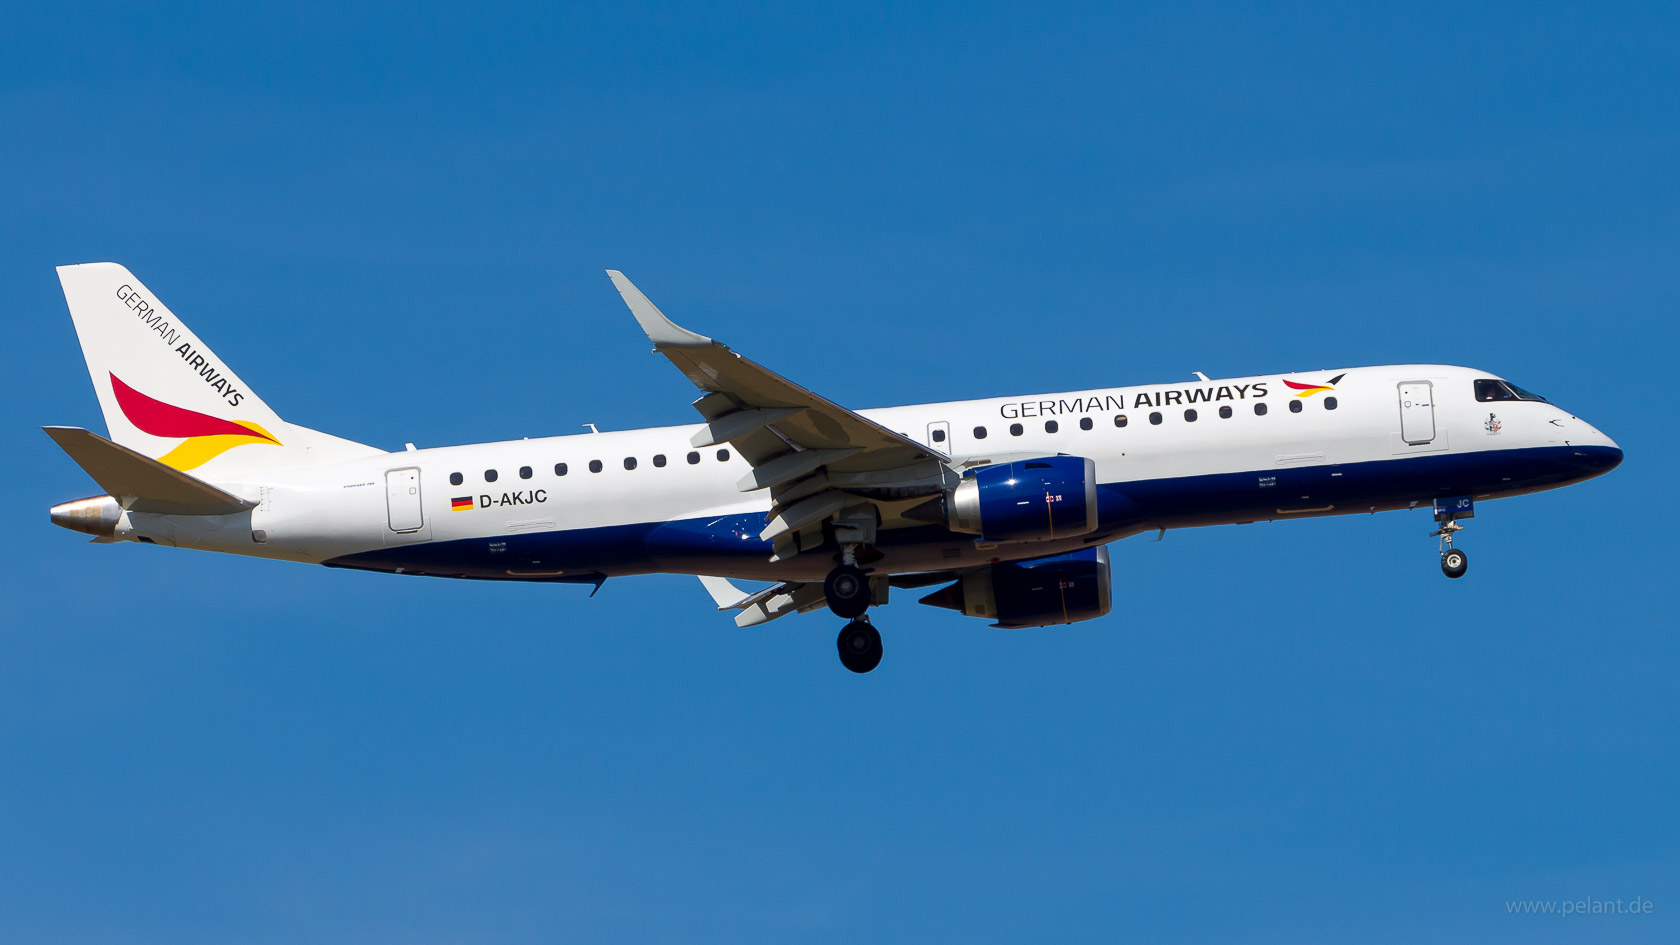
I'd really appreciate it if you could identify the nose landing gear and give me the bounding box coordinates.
[1430,496,1473,579]
[1439,540,1469,579]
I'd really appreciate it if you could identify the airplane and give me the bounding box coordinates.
[45,263,1623,672]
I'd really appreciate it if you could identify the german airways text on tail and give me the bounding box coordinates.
[46,264,1623,672]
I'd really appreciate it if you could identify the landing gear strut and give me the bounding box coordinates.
[837,619,883,674]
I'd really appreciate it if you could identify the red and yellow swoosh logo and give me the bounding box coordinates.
[110,373,280,470]
[1281,373,1346,397]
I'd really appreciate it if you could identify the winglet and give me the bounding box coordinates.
[698,575,751,610]
[605,270,716,348]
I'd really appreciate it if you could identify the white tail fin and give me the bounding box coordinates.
[56,263,383,478]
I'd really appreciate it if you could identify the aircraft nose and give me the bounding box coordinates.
[1570,423,1623,475]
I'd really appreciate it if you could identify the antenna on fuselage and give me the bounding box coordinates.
[1193,371,1210,382]
[583,423,600,434]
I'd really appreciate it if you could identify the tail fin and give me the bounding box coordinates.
[56,263,382,478]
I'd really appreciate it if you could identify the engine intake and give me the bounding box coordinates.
[944,455,1098,543]
[919,546,1112,628]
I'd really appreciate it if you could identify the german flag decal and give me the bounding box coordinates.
[451,496,474,512]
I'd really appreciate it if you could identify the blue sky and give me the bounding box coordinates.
[2,3,1676,942]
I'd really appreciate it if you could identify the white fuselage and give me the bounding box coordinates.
[107,364,1621,584]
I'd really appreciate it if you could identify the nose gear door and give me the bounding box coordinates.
[1398,382,1436,445]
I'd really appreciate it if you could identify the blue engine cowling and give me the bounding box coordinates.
[948,455,1098,543]
[918,546,1112,629]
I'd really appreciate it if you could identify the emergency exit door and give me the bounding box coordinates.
[926,420,951,451]
[1398,382,1436,445]
[386,467,423,532]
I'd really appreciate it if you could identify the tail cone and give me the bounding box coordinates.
[51,495,121,538]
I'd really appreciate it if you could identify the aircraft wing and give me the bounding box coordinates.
[608,271,951,559]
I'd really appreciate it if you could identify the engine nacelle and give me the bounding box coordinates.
[919,546,1112,629]
[947,456,1098,543]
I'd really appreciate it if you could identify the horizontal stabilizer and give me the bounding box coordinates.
[43,425,255,515]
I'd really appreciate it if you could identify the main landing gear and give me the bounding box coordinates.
[836,618,883,674]
[823,563,870,618]
[827,548,882,672]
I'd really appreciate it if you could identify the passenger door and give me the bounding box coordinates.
[1398,382,1436,445]
[385,467,424,532]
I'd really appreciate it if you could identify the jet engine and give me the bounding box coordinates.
[919,546,1112,628]
[907,455,1098,543]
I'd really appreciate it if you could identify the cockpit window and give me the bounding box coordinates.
[1474,379,1517,402]
[1475,378,1548,403]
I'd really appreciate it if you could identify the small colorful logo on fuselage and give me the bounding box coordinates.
[110,373,280,470]
[1281,373,1346,397]
[451,496,474,511]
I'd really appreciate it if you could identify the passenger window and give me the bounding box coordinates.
[484,469,498,483]
[1254,402,1268,416]
[1149,412,1162,425]
[1324,397,1338,410]
[1184,409,1197,422]
[1114,415,1128,427]
[449,472,463,486]
[653,454,667,467]
[1218,406,1232,419]
[519,466,532,480]
[554,463,568,476]
[1045,420,1059,433]
[931,428,946,443]
[1009,423,1024,436]
[1289,400,1303,413]
[624,457,637,470]
[588,460,603,473]
[973,426,988,439]
[717,449,730,462]
[686,451,700,464]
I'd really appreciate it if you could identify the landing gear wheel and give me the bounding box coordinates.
[1441,548,1468,579]
[837,620,883,674]
[824,564,871,619]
